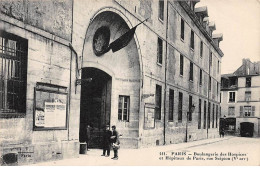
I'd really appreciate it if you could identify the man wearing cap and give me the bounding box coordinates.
[111,125,120,160]
[101,125,112,157]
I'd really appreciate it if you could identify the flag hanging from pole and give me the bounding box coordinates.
[108,18,149,53]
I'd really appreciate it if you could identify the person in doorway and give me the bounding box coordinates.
[101,125,112,157]
[86,124,92,151]
[111,125,120,160]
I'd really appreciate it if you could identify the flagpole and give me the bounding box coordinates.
[135,17,150,27]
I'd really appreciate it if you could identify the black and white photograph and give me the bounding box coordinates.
[0,0,259,166]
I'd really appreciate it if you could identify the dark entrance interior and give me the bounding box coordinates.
[240,122,254,137]
[79,67,112,148]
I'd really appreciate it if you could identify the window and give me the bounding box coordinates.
[181,18,185,40]
[200,41,203,57]
[209,77,211,91]
[246,77,251,87]
[212,104,215,128]
[155,85,162,120]
[159,0,164,21]
[118,96,130,121]
[198,99,201,129]
[178,92,183,121]
[180,54,184,76]
[208,102,211,129]
[209,52,212,66]
[203,101,207,129]
[190,30,194,49]
[245,91,251,101]
[228,107,235,116]
[216,105,218,128]
[188,95,192,121]
[244,106,251,117]
[169,89,174,121]
[0,32,28,114]
[217,60,220,73]
[157,38,163,64]
[229,92,235,102]
[240,106,255,117]
[189,62,193,81]
[217,83,219,97]
[199,69,202,85]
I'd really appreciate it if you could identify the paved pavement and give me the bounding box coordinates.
[30,136,259,166]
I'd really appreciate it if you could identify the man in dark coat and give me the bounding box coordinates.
[101,125,112,157]
[111,125,120,160]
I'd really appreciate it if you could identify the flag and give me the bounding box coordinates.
[108,18,149,53]
[109,26,137,53]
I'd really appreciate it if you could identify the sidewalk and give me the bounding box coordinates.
[30,136,233,166]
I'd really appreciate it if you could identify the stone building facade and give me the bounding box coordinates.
[0,0,223,165]
[221,59,260,137]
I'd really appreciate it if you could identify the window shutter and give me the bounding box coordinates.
[240,106,243,117]
[252,106,255,117]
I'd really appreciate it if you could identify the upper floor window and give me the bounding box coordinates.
[245,91,251,101]
[228,107,235,116]
[189,62,193,81]
[155,85,162,120]
[217,60,220,73]
[0,32,28,114]
[240,106,255,117]
[244,106,251,117]
[209,52,212,66]
[200,41,203,58]
[209,77,212,91]
[159,0,164,21]
[180,54,184,76]
[181,18,185,40]
[190,30,194,50]
[229,92,235,102]
[118,95,130,121]
[199,69,202,85]
[157,37,163,64]
[246,77,251,87]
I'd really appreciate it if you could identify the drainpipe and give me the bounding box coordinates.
[163,0,169,145]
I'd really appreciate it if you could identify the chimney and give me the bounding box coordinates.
[212,33,223,47]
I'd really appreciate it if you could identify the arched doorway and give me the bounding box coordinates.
[79,9,142,148]
[79,67,112,148]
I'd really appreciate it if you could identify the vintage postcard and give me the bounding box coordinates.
[0,0,259,166]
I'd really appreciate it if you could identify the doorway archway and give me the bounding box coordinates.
[79,67,112,148]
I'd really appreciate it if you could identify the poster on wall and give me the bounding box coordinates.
[34,83,68,130]
[144,103,155,129]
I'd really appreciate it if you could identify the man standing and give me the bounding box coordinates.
[101,125,112,157]
[111,125,120,160]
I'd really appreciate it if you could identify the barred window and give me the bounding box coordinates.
[0,31,27,114]
[118,95,130,121]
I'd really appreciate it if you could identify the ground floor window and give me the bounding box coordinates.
[155,85,162,120]
[118,95,130,121]
[0,31,27,114]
